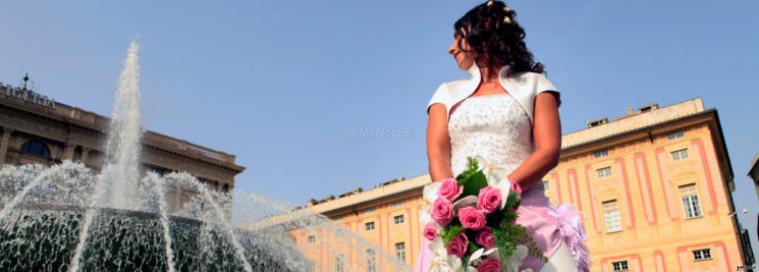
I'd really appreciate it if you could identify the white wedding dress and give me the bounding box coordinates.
[416,91,589,272]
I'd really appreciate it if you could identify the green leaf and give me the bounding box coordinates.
[468,241,480,255]
[462,171,488,196]
[439,225,464,247]
[504,191,521,210]
[453,157,489,196]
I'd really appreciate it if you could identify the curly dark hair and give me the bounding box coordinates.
[454,1,544,74]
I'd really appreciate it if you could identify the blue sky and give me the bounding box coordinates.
[1,0,757,256]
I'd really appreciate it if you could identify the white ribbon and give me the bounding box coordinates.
[428,238,462,272]
[423,182,443,204]
[507,245,529,272]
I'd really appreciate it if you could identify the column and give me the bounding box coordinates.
[80,147,91,165]
[0,127,13,165]
[63,142,76,161]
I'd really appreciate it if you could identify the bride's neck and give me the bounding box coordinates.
[479,66,502,84]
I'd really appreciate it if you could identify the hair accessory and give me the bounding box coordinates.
[503,4,512,24]
[487,1,512,24]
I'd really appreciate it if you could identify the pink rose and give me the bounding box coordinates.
[475,228,495,248]
[477,186,502,214]
[477,258,500,272]
[447,232,469,257]
[510,179,523,196]
[431,197,454,226]
[438,178,463,201]
[423,223,438,241]
[458,207,486,230]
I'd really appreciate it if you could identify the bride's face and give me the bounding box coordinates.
[448,32,476,71]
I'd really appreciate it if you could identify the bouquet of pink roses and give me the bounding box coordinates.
[421,156,546,272]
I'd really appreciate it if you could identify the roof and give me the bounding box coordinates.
[562,97,705,149]
[750,152,759,181]
[0,82,245,173]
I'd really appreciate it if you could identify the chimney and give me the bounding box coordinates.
[586,117,609,128]
[637,103,659,113]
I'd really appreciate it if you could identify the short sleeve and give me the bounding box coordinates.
[534,73,561,107]
[426,83,449,114]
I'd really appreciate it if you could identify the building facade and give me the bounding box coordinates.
[289,98,751,272]
[750,152,759,255]
[0,81,245,209]
[750,153,759,203]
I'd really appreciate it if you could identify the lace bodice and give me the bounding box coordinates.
[448,92,534,175]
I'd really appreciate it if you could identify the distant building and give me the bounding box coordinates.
[750,151,759,258]
[283,98,751,272]
[0,80,245,210]
[752,153,759,193]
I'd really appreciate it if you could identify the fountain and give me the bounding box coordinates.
[0,41,411,271]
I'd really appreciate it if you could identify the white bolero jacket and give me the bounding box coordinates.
[426,63,560,124]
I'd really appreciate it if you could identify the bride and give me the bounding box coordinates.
[417,1,589,271]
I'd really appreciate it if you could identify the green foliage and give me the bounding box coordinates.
[465,240,480,262]
[468,239,480,253]
[521,235,549,263]
[504,191,521,211]
[439,225,464,247]
[455,157,489,196]
[491,214,548,265]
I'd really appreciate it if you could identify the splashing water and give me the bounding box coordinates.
[102,40,143,210]
[0,40,412,272]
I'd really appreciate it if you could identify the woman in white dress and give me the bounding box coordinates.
[417,1,590,271]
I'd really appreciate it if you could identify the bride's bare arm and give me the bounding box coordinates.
[427,104,454,182]
[508,92,562,190]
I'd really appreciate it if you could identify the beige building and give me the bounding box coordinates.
[288,97,752,272]
[0,80,245,207]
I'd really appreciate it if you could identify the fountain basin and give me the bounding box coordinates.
[0,205,306,271]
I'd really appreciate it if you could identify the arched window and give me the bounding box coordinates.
[20,139,51,159]
[222,183,230,193]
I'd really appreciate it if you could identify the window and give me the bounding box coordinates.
[671,149,689,161]
[394,215,405,224]
[395,242,406,262]
[365,221,375,231]
[392,200,403,207]
[597,167,613,178]
[335,255,344,272]
[693,248,712,261]
[594,149,609,159]
[667,131,684,140]
[680,184,702,219]
[603,200,622,233]
[307,235,316,243]
[612,260,629,271]
[366,249,376,272]
[20,139,51,159]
